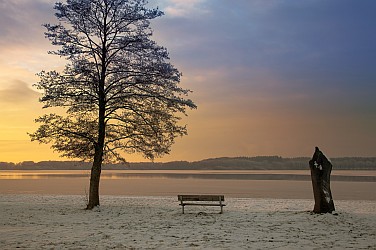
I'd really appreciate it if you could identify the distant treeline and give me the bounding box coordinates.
[1,156,376,170]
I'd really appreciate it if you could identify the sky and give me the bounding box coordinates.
[0,0,375,163]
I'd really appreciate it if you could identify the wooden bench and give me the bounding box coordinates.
[178,195,226,214]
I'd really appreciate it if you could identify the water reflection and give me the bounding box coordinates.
[0,171,90,180]
[0,170,375,182]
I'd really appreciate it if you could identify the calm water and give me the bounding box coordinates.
[0,170,375,200]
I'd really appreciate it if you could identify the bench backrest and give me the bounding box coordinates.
[178,195,225,202]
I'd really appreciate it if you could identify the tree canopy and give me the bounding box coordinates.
[31,0,196,163]
[30,0,196,209]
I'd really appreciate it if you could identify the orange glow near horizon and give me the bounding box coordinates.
[1,61,376,163]
[1,1,376,163]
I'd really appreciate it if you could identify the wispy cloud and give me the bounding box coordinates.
[0,0,63,78]
[0,80,39,104]
[157,0,208,17]
[0,0,55,48]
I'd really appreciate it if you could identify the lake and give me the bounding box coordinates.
[0,170,375,200]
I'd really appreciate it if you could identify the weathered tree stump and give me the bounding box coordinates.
[309,147,335,213]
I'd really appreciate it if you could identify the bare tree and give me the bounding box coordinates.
[30,0,196,209]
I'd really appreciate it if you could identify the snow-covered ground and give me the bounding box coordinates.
[0,195,375,249]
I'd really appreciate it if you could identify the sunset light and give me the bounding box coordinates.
[1,0,375,163]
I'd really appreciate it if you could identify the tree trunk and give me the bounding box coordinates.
[86,129,105,210]
[86,19,108,210]
[87,159,101,209]
[309,147,335,213]
[86,94,106,210]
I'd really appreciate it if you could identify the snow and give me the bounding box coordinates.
[0,195,375,249]
[323,190,332,203]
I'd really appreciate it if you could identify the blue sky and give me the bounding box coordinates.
[0,0,375,162]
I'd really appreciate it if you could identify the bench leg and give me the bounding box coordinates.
[182,205,185,214]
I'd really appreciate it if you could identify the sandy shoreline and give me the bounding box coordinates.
[0,195,375,249]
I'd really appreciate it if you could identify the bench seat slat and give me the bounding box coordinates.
[180,203,226,206]
[178,195,225,202]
